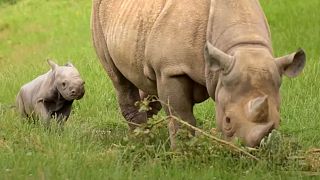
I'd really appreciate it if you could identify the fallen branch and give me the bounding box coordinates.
[307,148,320,154]
[282,171,320,177]
[287,156,306,160]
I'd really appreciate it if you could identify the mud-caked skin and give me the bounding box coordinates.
[91,0,306,147]
[16,60,85,124]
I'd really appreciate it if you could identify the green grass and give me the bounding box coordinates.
[0,0,319,179]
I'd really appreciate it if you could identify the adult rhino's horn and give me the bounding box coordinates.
[204,41,235,74]
[248,95,269,122]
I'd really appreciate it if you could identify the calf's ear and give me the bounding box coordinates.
[65,61,74,67]
[47,59,58,71]
[276,49,306,77]
[204,41,235,74]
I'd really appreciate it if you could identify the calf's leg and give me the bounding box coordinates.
[15,91,27,118]
[55,103,72,125]
[34,101,51,127]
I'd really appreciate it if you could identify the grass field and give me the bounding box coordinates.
[0,0,320,179]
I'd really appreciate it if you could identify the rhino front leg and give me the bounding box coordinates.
[34,101,51,126]
[55,102,72,125]
[157,76,197,148]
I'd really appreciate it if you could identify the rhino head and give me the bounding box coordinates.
[48,60,85,101]
[204,42,306,147]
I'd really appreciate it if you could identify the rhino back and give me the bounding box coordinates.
[18,73,47,114]
[99,0,210,91]
[100,0,166,91]
[97,0,272,92]
[18,71,57,114]
[145,0,210,85]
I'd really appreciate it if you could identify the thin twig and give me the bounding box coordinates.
[168,115,259,161]
[149,118,166,129]
[124,120,142,127]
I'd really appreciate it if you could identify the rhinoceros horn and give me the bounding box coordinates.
[248,95,269,122]
[204,41,235,73]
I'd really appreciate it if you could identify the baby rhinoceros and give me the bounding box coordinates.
[16,60,85,124]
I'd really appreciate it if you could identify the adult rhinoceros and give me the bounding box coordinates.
[91,0,306,147]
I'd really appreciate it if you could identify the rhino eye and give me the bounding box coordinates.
[62,82,66,87]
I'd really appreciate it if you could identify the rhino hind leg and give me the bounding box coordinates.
[92,21,148,128]
[15,90,27,118]
[97,53,148,129]
[118,80,150,128]
[91,6,148,129]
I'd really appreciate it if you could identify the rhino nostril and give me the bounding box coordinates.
[226,117,231,123]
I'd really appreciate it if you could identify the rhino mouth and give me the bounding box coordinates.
[244,121,275,147]
[65,93,84,101]
[56,90,73,101]
[73,90,85,100]
[224,126,235,137]
[57,87,85,101]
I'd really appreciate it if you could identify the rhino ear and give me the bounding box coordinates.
[204,41,235,74]
[47,59,58,70]
[65,61,74,67]
[276,49,306,78]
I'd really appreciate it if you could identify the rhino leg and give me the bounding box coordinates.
[91,5,149,129]
[157,76,197,135]
[118,84,149,129]
[34,101,51,127]
[15,90,27,118]
[97,52,148,129]
[55,103,72,125]
[139,90,162,118]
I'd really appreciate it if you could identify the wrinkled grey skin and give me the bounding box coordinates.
[16,60,85,125]
[91,0,306,147]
